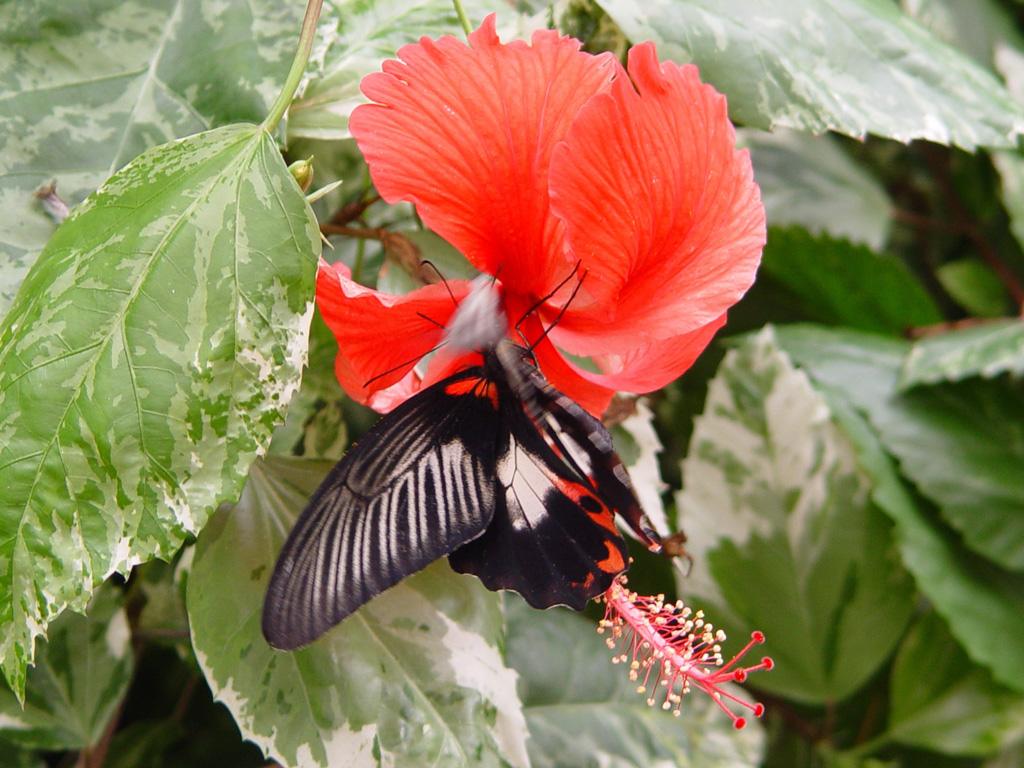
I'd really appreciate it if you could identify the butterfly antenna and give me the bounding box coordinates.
[417,310,448,332]
[515,263,587,352]
[363,338,451,387]
[363,261,470,387]
[420,260,459,308]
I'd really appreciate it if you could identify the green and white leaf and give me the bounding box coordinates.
[596,0,1024,148]
[986,742,1024,768]
[774,324,1024,693]
[888,612,1024,756]
[760,227,942,336]
[0,124,320,699]
[902,0,1024,72]
[742,129,893,250]
[288,0,526,140]
[0,0,303,312]
[505,597,764,768]
[0,584,132,751]
[676,328,916,703]
[268,309,350,460]
[616,401,669,537]
[770,326,1024,572]
[187,457,529,768]
[899,320,1024,388]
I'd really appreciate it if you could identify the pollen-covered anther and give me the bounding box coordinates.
[599,575,774,728]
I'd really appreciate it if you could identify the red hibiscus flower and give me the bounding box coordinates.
[317,15,765,415]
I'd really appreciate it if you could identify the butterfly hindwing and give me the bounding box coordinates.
[262,368,502,650]
[530,376,662,550]
[450,347,654,609]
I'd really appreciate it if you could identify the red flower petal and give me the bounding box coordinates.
[582,314,726,393]
[549,44,765,354]
[527,313,725,412]
[350,15,617,298]
[505,307,614,414]
[316,260,472,409]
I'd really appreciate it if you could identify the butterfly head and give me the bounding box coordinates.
[445,276,507,353]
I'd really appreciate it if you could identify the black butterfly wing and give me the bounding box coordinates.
[450,349,659,609]
[533,381,662,552]
[262,368,502,650]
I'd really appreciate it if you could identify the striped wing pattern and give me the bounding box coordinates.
[261,369,501,650]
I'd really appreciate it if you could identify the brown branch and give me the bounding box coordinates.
[75,685,128,768]
[922,145,1024,311]
[320,223,384,240]
[326,194,380,227]
[171,674,201,724]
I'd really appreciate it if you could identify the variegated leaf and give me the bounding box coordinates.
[676,328,916,703]
[0,584,132,750]
[0,0,303,313]
[597,0,1024,148]
[0,124,320,699]
[187,457,529,768]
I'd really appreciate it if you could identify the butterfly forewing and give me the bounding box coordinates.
[262,369,501,650]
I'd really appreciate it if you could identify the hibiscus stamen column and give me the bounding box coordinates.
[599,576,773,728]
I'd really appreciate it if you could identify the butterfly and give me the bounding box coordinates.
[262,277,662,650]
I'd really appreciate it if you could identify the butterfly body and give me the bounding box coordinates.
[262,283,660,651]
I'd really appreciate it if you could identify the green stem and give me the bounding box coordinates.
[451,0,472,36]
[263,0,324,134]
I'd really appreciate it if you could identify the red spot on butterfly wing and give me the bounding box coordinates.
[551,477,619,534]
[595,538,626,575]
[444,376,499,408]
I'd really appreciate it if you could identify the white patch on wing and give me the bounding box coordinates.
[543,416,595,476]
[497,442,554,530]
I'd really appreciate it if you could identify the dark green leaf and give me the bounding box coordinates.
[761,227,942,335]
[0,124,320,699]
[888,612,1024,756]
[505,597,765,768]
[187,457,529,768]
[596,0,1024,148]
[676,329,916,703]
[874,377,1024,571]
[103,720,185,768]
[774,324,1024,693]
[744,130,892,250]
[0,585,132,750]
[135,561,189,651]
[936,258,1012,317]
[0,0,304,311]
[0,740,45,768]
[899,320,1024,388]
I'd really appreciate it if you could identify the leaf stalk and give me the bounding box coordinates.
[263,0,325,135]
